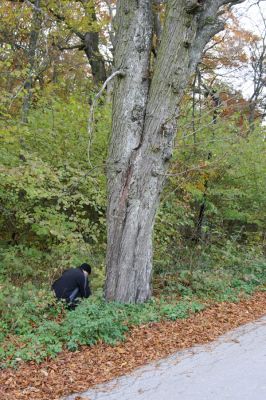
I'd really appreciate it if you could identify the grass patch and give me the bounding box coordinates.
[154,261,266,302]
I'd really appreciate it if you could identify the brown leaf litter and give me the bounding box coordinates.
[0,292,265,400]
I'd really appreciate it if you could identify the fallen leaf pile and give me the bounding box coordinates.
[0,292,265,400]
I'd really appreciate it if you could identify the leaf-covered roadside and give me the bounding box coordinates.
[0,289,205,367]
[1,260,265,368]
[0,292,265,400]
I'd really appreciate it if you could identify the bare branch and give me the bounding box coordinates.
[87,70,126,166]
[57,44,85,51]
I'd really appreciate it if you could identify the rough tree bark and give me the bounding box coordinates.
[105,0,246,303]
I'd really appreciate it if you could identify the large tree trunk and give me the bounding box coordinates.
[105,0,154,302]
[105,0,245,303]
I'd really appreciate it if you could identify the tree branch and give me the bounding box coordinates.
[47,8,85,40]
[87,70,126,166]
[57,44,85,51]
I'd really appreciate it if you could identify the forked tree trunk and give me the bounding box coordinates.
[105,0,246,303]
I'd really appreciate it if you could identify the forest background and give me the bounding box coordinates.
[0,0,265,366]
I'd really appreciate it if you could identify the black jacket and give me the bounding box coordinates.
[52,267,91,302]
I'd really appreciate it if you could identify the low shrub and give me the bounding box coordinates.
[0,287,206,367]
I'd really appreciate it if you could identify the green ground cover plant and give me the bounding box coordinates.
[0,287,205,367]
[0,256,265,368]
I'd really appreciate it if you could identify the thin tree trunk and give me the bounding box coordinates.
[248,100,256,133]
[22,0,42,123]
[195,151,213,241]
[83,4,107,85]
[194,83,220,242]
[80,1,107,83]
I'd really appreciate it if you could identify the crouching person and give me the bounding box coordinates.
[52,263,92,309]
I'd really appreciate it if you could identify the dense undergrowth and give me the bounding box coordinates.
[0,288,205,367]
[1,89,265,368]
[0,256,265,368]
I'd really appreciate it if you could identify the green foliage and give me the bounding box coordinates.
[0,93,110,285]
[0,289,205,367]
[0,282,65,364]
[160,300,205,320]
[153,97,266,286]
[154,246,266,302]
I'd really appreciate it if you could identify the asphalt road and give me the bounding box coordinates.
[65,316,266,400]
